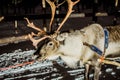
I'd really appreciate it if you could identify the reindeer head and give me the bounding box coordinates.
[25,0,80,61]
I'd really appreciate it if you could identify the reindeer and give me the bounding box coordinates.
[24,0,120,80]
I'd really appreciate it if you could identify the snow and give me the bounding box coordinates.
[105,68,113,73]
[0,49,120,80]
[0,49,85,80]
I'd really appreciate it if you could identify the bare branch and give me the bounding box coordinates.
[24,17,46,34]
[46,0,56,32]
[56,0,80,33]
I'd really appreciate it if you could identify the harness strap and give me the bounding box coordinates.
[83,28,109,62]
[103,28,109,56]
[83,42,102,56]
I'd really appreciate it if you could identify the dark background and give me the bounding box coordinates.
[0,0,120,53]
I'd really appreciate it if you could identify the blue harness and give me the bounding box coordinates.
[84,28,109,57]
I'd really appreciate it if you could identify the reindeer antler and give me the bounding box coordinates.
[25,0,80,48]
[46,0,56,32]
[56,0,80,33]
[29,32,58,48]
[24,17,49,48]
[28,33,51,48]
[46,0,68,32]
[24,17,46,34]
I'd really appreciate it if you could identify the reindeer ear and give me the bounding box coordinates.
[80,30,85,34]
[80,30,86,36]
[62,33,68,38]
[57,33,68,41]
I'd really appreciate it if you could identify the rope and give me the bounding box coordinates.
[0,60,34,71]
[98,59,120,67]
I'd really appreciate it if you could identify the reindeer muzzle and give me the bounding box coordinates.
[32,38,51,60]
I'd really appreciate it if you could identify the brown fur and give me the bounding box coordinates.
[106,25,120,42]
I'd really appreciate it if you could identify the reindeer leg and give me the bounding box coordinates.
[94,63,101,80]
[85,64,90,80]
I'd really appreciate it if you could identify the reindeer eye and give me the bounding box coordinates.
[48,42,54,46]
[49,43,53,46]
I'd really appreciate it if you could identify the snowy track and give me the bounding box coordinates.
[0,49,120,80]
[0,50,85,80]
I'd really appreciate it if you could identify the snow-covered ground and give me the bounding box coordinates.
[0,49,120,80]
[0,49,85,80]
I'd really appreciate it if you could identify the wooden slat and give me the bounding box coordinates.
[0,35,29,46]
